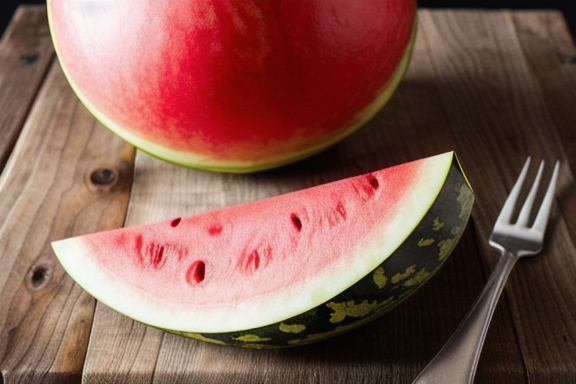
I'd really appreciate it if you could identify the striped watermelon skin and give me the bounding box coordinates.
[165,159,473,347]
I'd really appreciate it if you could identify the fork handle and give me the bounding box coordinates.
[412,250,518,384]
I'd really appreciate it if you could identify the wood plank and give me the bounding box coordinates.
[0,52,135,384]
[507,12,576,384]
[511,12,576,169]
[0,6,54,172]
[414,9,576,383]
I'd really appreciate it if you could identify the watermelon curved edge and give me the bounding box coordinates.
[51,152,474,348]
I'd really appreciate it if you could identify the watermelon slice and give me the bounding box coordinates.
[52,152,474,348]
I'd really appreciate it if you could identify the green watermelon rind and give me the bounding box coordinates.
[164,156,474,348]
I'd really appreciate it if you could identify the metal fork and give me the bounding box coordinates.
[412,158,560,384]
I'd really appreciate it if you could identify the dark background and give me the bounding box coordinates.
[1,0,575,41]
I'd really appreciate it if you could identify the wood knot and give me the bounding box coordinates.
[26,263,52,290]
[90,168,117,186]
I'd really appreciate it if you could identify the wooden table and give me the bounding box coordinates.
[1,5,576,384]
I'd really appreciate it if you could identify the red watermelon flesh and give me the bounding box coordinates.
[52,152,459,334]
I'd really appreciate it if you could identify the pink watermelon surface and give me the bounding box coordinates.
[52,152,465,336]
[47,0,417,172]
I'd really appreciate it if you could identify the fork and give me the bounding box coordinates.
[412,157,560,384]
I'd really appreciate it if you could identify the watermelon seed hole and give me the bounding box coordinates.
[151,245,165,269]
[171,217,181,227]
[368,174,379,189]
[186,261,206,285]
[291,214,302,231]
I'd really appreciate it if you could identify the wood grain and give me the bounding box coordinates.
[0,6,54,172]
[505,12,576,384]
[412,10,576,383]
[511,12,576,169]
[0,45,135,384]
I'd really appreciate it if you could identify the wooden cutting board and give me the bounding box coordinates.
[1,6,576,384]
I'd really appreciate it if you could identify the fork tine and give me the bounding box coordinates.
[532,160,560,232]
[516,160,544,226]
[496,157,531,224]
